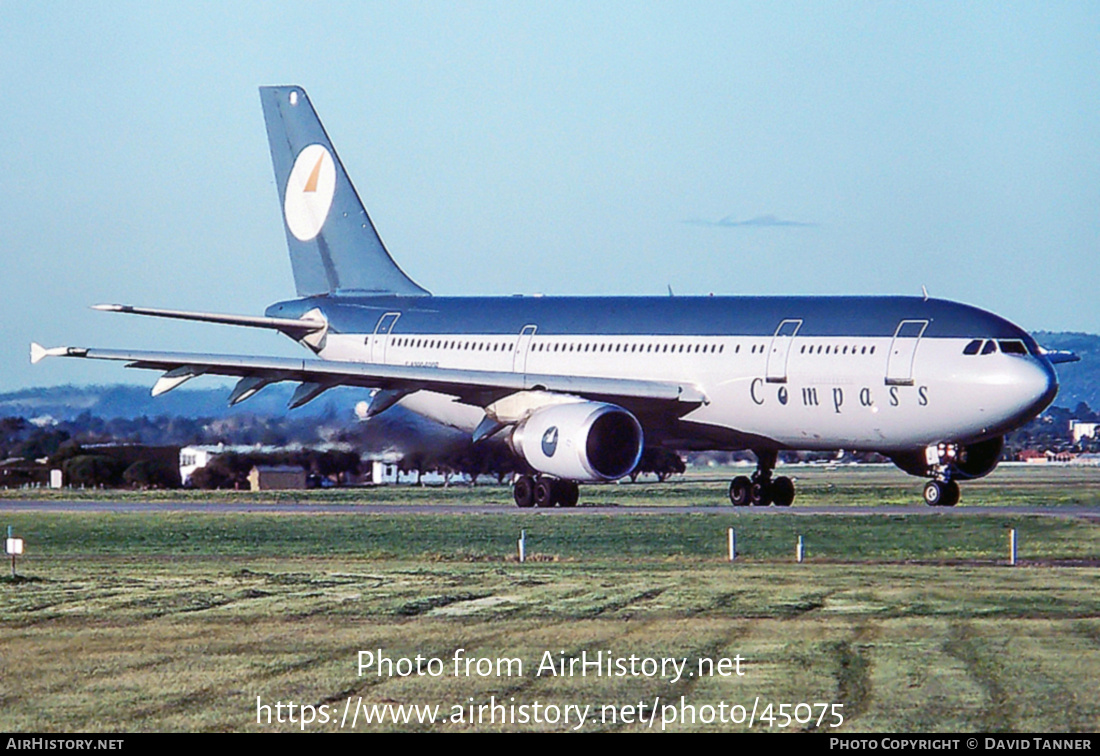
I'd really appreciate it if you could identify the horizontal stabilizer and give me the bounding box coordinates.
[92,304,326,337]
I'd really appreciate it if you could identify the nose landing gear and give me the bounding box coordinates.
[923,479,960,507]
[728,450,795,507]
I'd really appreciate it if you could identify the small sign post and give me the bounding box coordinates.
[796,535,804,564]
[1009,528,1018,567]
[518,529,526,564]
[6,525,24,577]
[728,528,736,562]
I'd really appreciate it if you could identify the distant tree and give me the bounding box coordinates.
[63,455,125,487]
[123,460,180,489]
[399,451,429,485]
[188,465,233,489]
[13,429,71,460]
[48,440,84,467]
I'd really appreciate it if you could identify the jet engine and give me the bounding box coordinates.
[509,402,644,482]
[889,436,1004,480]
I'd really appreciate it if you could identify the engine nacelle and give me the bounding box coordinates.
[889,436,1004,481]
[510,402,644,482]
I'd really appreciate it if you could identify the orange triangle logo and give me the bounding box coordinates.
[303,154,324,193]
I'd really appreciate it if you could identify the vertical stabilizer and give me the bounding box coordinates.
[259,86,430,297]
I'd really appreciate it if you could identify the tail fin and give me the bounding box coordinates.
[259,86,429,297]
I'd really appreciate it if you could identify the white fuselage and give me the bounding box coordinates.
[316,327,1054,453]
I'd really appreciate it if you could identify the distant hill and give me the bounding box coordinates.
[2,330,1097,423]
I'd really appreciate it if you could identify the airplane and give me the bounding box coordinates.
[31,85,1077,509]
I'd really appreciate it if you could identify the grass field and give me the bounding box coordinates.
[2,467,1099,733]
[6,463,1100,508]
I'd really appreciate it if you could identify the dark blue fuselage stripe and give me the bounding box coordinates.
[265,295,1034,343]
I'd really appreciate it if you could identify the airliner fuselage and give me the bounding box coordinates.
[271,293,1056,455]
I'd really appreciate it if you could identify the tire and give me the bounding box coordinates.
[750,481,772,506]
[923,480,944,507]
[941,480,960,507]
[534,476,556,507]
[729,476,752,506]
[558,480,579,507]
[771,476,795,507]
[513,475,535,508]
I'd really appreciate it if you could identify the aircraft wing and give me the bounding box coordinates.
[29,344,707,417]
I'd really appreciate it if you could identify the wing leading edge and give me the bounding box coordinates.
[29,343,707,417]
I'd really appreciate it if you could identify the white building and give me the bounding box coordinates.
[368,459,399,484]
[1071,421,1099,444]
[179,444,284,485]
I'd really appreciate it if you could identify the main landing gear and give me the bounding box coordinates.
[728,450,795,507]
[513,475,579,508]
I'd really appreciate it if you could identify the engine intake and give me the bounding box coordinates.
[510,402,644,482]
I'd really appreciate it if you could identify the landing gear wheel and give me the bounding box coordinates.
[513,475,535,508]
[534,476,556,507]
[771,476,795,507]
[941,480,960,507]
[923,480,947,507]
[557,480,579,507]
[750,481,772,506]
[729,476,752,506]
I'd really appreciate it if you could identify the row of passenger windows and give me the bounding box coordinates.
[387,337,731,354]
[799,344,876,356]
[533,342,726,354]
[389,337,515,352]
[385,337,883,356]
[963,339,1028,356]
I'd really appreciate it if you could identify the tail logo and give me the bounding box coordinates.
[284,144,336,242]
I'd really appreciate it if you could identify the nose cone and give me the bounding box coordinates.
[1014,357,1059,425]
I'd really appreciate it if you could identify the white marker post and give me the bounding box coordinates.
[518,529,526,564]
[6,526,24,577]
[1009,528,1018,566]
[727,528,736,562]
[796,535,804,564]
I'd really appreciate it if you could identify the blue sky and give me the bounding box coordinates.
[2,1,1097,390]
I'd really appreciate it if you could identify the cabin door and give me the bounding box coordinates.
[370,312,401,364]
[513,325,537,375]
[885,319,928,385]
[766,319,802,383]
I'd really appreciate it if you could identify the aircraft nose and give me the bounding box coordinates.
[1016,356,1059,422]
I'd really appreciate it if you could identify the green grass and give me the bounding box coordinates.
[3,558,1100,732]
[6,463,1100,507]
[3,510,1098,562]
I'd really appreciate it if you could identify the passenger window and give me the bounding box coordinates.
[999,340,1028,355]
[982,340,997,355]
[963,339,982,355]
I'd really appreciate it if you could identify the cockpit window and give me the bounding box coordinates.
[981,340,998,355]
[998,340,1028,355]
[963,339,982,355]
